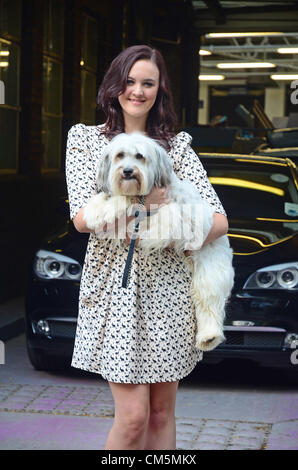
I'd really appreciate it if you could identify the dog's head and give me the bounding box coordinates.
[97,132,173,196]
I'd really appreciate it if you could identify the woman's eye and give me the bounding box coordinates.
[144,82,153,87]
[127,79,134,85]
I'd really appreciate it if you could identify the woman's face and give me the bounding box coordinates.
[118,59,160,123]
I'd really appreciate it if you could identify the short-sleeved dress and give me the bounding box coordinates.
[65,123,226,384]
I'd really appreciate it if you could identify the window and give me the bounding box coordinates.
[80,14,98,125]
[42,0,64,172]
[0,0,22,173]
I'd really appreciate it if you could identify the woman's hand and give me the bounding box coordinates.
[126,185,170,245]
[144,185,170,212]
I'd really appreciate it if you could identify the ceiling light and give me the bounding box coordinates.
[199,74,225,81]
[0,51,9,56]
[277,48,298,54]
[271,74,298,80]
[0,61,8,67]
[217,62,275,69]
[199,49,211,56]
[206,32,283,38]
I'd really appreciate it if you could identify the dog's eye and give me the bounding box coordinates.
[136,153,144,160]
[116,152,124,159]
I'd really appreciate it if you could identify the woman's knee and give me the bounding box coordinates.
[115,405,149,444]
[148,381,179,429]
[109,383,150,443]
[125,406,149,432]
[149,404,174,429]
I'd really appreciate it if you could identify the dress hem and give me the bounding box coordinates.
[70,352,203,384]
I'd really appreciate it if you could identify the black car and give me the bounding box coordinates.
[25,153,298,377]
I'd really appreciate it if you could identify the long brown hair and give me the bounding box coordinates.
[97,45,177,149]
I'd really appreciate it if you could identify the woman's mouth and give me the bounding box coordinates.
[129,99,145,105]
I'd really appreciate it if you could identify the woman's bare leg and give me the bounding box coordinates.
[105,382,150,450]
[144,381,179,450]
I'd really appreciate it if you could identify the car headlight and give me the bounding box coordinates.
[244,262,298,290]
[34,249,82,280]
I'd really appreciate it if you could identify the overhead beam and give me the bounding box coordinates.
[202,0,226,24]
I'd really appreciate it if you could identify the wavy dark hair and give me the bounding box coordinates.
[97,45,178,149]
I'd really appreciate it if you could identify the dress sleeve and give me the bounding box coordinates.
[169,131,227,216]
[65,123,99,220]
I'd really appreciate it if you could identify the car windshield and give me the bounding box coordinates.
[203,158,298,220]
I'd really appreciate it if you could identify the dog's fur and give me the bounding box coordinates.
[83,132,235,351]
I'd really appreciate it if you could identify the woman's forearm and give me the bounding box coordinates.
[72,206,136,240]
[202,212,229,246]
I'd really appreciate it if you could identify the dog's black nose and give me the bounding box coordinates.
[123,167,134,177]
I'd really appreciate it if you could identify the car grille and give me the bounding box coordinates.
[220,330,285,349]
[48,319,77,339]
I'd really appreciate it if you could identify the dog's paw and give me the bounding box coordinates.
[102,195,128,224]
[195,329,225,351]
[84,201,105,230]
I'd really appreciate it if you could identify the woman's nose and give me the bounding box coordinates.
[132,83,143,96]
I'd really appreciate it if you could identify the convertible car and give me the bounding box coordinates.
[25,153,298,379]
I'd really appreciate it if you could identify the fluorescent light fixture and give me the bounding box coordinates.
[199,49,211,56]
[0,51,9,56]
[206,32,283,38]
[199,74,225,80]
[217,62,275,69]
[0,61,8,67]
[271,74,298,80]
[277,48,298,54]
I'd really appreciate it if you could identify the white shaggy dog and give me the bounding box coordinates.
[83,132,235,351]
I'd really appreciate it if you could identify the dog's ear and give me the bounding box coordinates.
[96,150,111,193]
[153,143,173,187]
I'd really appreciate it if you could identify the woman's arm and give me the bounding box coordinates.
[73,186,170,238]
[183,212,228,257]
[73,206,136,237]
[202,212,229,246]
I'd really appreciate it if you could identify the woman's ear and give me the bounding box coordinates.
[96,150,111,193]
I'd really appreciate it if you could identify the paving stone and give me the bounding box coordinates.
[0,383,276,450]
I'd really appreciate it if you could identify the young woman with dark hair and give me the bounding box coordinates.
[66,44,228,450]
[97,45,177,148]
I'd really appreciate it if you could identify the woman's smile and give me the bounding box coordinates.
[118,59,160,128]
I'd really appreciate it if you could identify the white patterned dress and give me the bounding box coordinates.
[65,123,226,383]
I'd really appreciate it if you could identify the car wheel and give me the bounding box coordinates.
[26,341,70,372]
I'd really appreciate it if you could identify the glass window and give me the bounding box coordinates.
[42,57,63,171]
[0,0,22,40]
[43,0,64,57]
[0,38,20,172]
[81,70,96,124]
[42,114,61,170]
[42,0,64,172]
[0,107,19,170]
[80,14,98,125]
[43,58,63,115]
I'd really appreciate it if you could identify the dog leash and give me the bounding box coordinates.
[122,196,148,288]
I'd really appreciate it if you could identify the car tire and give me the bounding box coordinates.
[26,341,70,372]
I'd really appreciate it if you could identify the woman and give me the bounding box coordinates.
[65,45,228,450]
